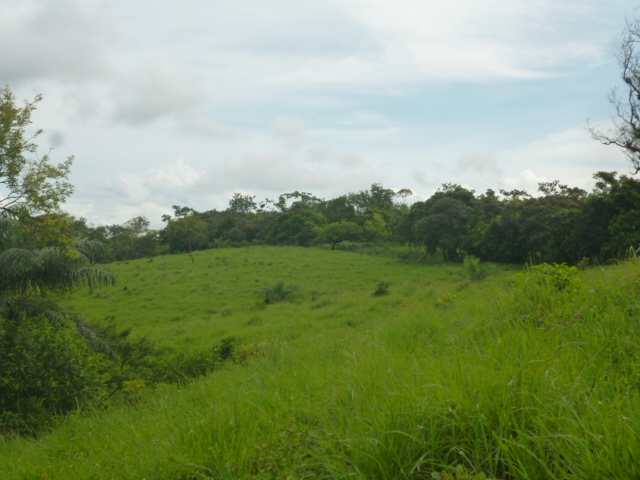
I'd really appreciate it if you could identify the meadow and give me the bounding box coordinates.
[1,246,639,479]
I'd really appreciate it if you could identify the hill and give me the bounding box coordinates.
[1,247,639,479]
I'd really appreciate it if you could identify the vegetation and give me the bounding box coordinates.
[57,172,640,268]
[0,86,73,218]
[0,247,639,479]
[257,280,299,305]
[3,15,640,476]
[0,229,115,434]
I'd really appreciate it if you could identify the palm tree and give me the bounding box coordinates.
[0,229,117,434]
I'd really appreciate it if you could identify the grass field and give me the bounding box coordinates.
[1,246,639,479]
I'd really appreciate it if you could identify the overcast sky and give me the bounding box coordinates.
[1,0,636,227]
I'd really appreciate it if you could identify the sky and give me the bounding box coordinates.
[0,0,636,227]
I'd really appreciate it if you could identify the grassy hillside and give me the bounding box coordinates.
[61,246,500,351]
[1,247,639,479]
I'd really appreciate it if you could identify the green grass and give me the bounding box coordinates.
[60,246,490,352]
[2,247,640,479]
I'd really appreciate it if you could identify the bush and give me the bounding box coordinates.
[155,335,237,383]
[511,262,584,323]
[373,281,391,296]
[463,255,490,281]
[0,316,105,435]
[257,280,299,304]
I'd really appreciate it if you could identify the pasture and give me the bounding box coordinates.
[1,246,639,479]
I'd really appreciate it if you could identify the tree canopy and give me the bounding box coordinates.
[0,87,73,218]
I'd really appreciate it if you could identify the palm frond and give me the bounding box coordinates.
[0,218,23,250]
[0,248,41,294]
[0,246,115,295]
[72,267,116,293]
[74,237,109,260]
[0,296,67,325]
[73,316,119,361]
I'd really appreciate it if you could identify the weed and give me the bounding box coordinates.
[463,255,490,281]
[373,280,391,296]
[257,280,299,304]
[435,292,456,309]
[432,464,497,479]
[511,262,585,323]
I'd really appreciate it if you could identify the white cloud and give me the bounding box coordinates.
[494,124,629,193]
[175,113,237,139]
[1,1,632,228]
[0,0,114,83]
[343,0,612,83]
[457,150,502,177]
[113,63,209,124]
[500,126,626,170]
[113,157,204,202]
[522,169,548,184]
[271,120,307,150]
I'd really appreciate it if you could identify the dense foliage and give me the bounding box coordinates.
[71,173,640,266]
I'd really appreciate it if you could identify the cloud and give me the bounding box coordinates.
[193,149,376,194]
[498,125,626,172]
[410,168,441,189]
[343,0,611,84]
[0,0,114,83]
[2,0,630,229]
[175,113,237,140]
[113,157,204,203]
[522,169,548,185]
[226,5,382,57]
[492,124,628,194]
[113,63,209,124]
[457,150,502,177]
[271,120,307,150]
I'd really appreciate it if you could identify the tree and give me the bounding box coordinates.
[414,197,472,262]
[364,212,392,242]
[0,237,115,434]
[162,215,208,262]
[588,16,640,173]
[107,216,158,261]
[0,87,73,217]
[266,208,326,246]
[228,193,257,214]
[396,188,413,205]
[349,183,396,221]
[316,220,363,250]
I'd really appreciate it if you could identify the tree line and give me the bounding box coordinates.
[61,172,640,266]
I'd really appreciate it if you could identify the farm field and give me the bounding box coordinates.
[1,246,639,479]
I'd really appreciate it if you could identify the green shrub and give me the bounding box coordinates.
[0,316,105,435]
[511,262,584,323]
[516,262,582,292]
[463,255,489,281]
[373,280,391,296]
[155,335,237,383]
[257,280,299,304]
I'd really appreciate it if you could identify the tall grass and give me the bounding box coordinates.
[1,248,639,478]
